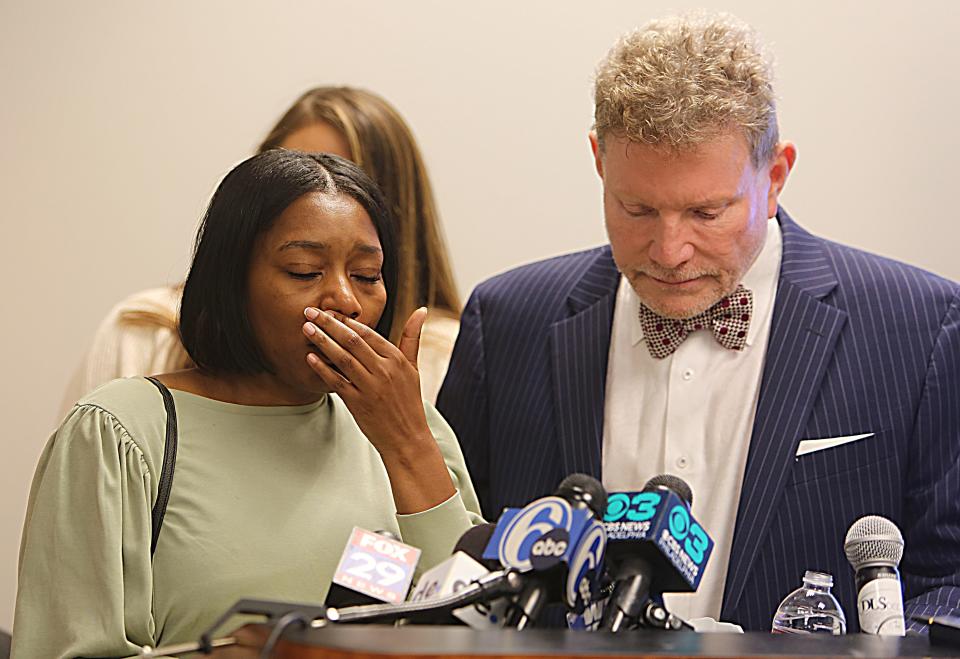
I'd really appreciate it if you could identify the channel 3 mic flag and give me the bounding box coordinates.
[482,494,606,614]
[603,488,713,591]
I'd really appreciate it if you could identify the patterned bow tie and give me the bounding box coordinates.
[638,285,754,359]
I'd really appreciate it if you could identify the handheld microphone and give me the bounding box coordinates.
[407,524,508,628]
[844,515,906,636]
[599,474,713,632]
[324,527,420,607]
[483,474,608,629]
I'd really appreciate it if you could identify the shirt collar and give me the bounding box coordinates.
[626,217,784,348]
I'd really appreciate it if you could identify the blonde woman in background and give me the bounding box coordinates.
[61,87,460,412]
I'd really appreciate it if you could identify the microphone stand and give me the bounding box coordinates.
[331,569,524,624]
[127,570,526,657]
[637,600,691,631]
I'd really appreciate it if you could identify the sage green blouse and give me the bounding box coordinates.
[13,377,483,658]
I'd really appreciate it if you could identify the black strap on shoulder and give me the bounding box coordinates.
[145,376,178,557]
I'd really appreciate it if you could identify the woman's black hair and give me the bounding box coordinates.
[179,149,397,375]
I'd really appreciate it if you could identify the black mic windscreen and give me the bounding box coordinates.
[556,473,607,519]
[325,582,383,609]
[453,523,499,569]
[643,474,693,507]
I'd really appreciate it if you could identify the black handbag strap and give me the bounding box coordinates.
[144,376,178,556]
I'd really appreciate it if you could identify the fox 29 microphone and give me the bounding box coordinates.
[324,528,420,608]
[600,474,714,632]
[844,515,906,636]
[482,473,608,629]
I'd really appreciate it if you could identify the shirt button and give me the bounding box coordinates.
[682,368,695,381]
[676,456,689,469]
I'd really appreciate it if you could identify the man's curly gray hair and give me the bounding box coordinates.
[594,12,778,168]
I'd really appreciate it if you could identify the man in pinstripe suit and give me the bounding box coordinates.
[437,13,960,631]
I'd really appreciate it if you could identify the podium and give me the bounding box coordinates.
[209,625,955,658]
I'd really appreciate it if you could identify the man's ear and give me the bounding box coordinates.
[766,141,797,218]
[589,131,604,178]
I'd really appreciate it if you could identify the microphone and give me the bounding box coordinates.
[844,515,906,636]
[407,524,508,628]
[483,474,609,629]
[324,527,420,607]
[599,474,713,632]
[454,523,501,570]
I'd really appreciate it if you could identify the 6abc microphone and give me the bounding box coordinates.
[480,473,609,629]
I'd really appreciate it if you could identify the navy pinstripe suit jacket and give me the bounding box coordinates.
[436,210,960,631]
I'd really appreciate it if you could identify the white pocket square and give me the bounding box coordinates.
[796,433,874,457]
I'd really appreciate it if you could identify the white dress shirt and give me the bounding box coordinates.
[601,218,783,621]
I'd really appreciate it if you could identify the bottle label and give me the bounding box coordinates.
[857,576,905,636]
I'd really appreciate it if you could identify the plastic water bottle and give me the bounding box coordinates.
[771,571,847,635]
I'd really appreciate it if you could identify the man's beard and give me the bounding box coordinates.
[628,267,735,320]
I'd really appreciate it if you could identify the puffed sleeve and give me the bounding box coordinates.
[12,404,157,659]
[395,401,485,572]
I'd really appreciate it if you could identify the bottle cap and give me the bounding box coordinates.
[803,570,834,588]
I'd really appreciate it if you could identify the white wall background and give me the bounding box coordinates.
[0,0,957,630]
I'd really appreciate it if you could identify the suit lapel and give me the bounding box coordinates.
[721,211,848,619]
[548,248,621,480]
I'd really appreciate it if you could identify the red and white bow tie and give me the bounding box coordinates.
[638,285,754,359]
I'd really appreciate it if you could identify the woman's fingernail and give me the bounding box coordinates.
[303,322,317,336]
[304,307,320,320]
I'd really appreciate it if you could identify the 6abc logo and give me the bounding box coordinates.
[497,496,572,571]
[565,521,606,612]
[529,528,569,568]
[494,496,606,612]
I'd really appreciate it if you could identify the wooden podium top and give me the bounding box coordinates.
[212,624,957,659]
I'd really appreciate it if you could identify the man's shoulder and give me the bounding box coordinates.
[781,213,959,311]
[472,245,615,303]
[819,236,958,307]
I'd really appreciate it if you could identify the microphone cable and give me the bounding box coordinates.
[259,610,309,659]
